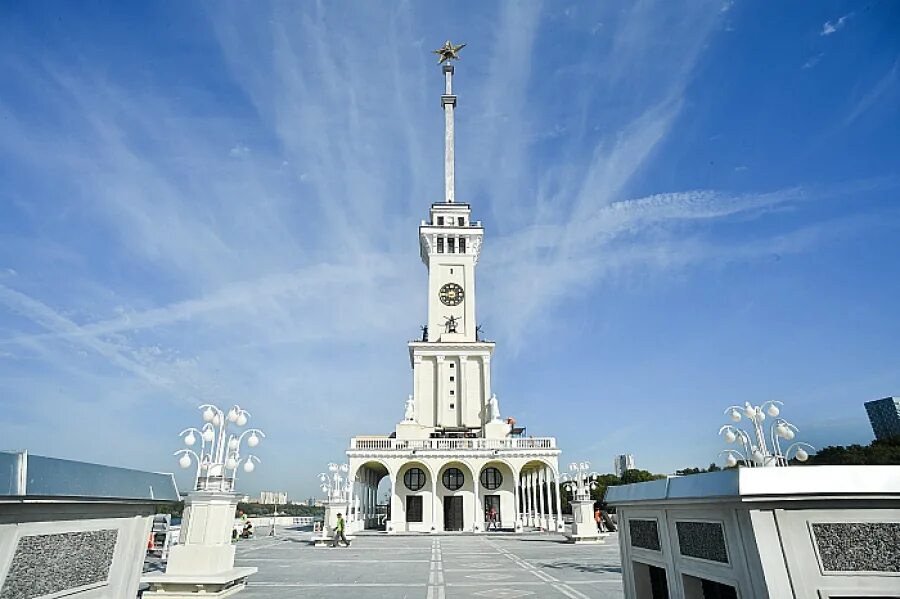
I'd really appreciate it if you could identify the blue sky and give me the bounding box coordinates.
[1,1,898,499]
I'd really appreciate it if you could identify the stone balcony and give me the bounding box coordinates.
[349,436,556,451]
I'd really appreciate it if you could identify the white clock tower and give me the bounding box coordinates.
[346,42,562,535]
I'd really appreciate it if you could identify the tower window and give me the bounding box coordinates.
[449,376,454,382]
[449,363,454,369]
[448,238,455,253]
[437,237,444,253]
[449,389,454,395]
[449,403,455,409]
[458,217,464,226]
[459,238,466,253]
[480,467,503,490]
[442,468,464,491]
[437,216,444,225]
[404,467,426,492]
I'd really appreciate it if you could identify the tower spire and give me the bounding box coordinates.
[433,40,466,204]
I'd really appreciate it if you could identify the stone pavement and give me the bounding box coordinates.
[231,527,625,599]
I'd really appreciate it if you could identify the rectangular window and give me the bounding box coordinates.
[448,238,455,253]
[437,237,444,253]
[406,496,423,522]
[458,217,464,226]
[449,376,454,382]
[449,389,454,395]
[449,363,454,368]
[459,238,466,253]
[437,216,444,225]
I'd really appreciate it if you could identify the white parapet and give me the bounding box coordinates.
[606,465,900,599]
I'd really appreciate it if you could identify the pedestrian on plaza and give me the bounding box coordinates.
[594,507,603,532]
[488,506,498,531]
[332,513,351,548]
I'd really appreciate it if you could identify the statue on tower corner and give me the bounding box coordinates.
[444,315,459,334]
[433,40,466,64]
[488,393,501,422]
[404,395,415,422]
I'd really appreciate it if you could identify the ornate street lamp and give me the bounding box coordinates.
[560,461,600,501]
[174,404,265,492]
[719,401,815,468]
[317,463,351,502]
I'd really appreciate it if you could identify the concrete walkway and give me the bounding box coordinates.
[232,527,625,598]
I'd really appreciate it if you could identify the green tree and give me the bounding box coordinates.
[802,436,900,466]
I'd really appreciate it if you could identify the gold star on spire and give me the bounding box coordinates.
[433,40,466,64]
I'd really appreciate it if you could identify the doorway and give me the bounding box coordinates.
[443,496,463,531]
[484,495,500,530]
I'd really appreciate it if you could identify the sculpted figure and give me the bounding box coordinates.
[488,393,500,422]
[404,395,415,422]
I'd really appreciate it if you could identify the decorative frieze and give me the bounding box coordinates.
[676,521,728,564]
[0,529,118,599]
[812,522,900,572]
[629,519,661,551]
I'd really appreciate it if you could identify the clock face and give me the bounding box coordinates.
[439,283,465,306]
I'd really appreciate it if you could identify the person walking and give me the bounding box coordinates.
[488,506,498,531]
[332,513,350,548]
[594,507,603,532]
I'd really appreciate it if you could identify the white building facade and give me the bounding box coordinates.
[615,454,636,478]
[346,53,562,534]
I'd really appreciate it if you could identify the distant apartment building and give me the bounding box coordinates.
[259,491,288,505]
[614,453,635,478]
[864,397,900,440]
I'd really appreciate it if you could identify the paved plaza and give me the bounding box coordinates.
[229,528,625,599]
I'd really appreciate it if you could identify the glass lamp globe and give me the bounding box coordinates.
[744,405,755,418]
[785,429,795,440]
[752,450,764,463]
[729,409,741,422]
[329,463,338,472]
[212,414,221,426]
[179,455,192,469]
[723,430,737,443]
[228,438,239,450]
[247,434,259,448]
[227,408,238,422]
[202,407,215,422]
[243,461,255,473]
[200,462,209,471]
[775,424,788,439]
[236,413,248,427]
[767,404,780,417]
[225,457,237,470]
[202,429,215,443]
[184,433,196,446]
[796,448,809,462]
[725,454,738,467]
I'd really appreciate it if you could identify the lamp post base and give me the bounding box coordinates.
[564,499,609,544]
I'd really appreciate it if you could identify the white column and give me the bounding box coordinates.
[436,355,445,427]
[473,465,480,532]
[514,474,521,530]
[481,355,492,420]
[537,469,546,530]
[432,474,439,532]
[527,472,535,527]
[457,355,467,428]
[442,64,456,203]
[555,473,563,531]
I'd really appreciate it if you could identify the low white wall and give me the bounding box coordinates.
[0,502,155,599]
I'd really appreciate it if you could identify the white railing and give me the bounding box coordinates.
[349,436,556,451]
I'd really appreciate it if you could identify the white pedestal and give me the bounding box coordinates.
[483,420,511,439]
[312,500,353,547]
[142,491,257,597]
[565,499,608,544]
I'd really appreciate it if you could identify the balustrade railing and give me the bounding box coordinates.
[349,436,556,451]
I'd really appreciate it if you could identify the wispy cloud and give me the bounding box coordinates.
[843,59,900,126]
[802,53,824,69]
[821,12,854,36]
